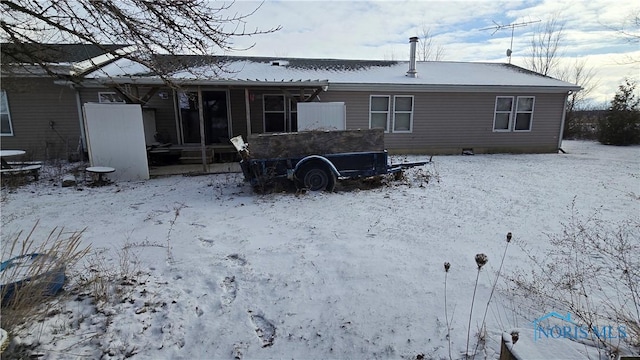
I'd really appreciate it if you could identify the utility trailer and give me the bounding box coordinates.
[231,129,429,192]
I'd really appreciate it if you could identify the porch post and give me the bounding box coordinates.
[245,88,252,136]
[197,88,208,173]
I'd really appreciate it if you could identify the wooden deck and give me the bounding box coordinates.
[148,162,241,177]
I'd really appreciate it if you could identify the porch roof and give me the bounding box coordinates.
[1,43,132,77]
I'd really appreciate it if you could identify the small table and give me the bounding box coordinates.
[86,166,115,186]
[0,150,26,169]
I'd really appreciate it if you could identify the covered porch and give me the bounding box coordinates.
[90,78,330,171]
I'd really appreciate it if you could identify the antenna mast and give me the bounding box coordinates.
[480,20,540,64]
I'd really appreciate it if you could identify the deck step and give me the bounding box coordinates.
[179,149,214,164]
[179,156,213,164]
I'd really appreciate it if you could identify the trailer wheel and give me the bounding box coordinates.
[298,165,336,192]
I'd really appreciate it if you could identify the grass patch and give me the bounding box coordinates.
[1,223,89,333]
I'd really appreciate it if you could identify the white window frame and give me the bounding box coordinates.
[98,92,125,103]
[493,96,536,132]
[493,96,514,132]
[263,94,286,133]
[513,96,535,132]
[1,90,14,136]
[392,95,414,133]
[369,95,390,132]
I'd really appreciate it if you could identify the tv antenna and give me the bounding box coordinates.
[480,20,540,64]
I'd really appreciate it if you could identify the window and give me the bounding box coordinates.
[393,95,413,132]
[370,95,390,131]
[98,92,125,103]
[493,96,535,132]
[514,96,534,131]
[263,95,286,132]
[370,95,414,133]
[493,96,513,131]
[1,90,14,136]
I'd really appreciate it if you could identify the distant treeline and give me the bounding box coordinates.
[564,110,607,140]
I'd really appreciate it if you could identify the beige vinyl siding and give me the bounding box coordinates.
[142,89,178,143]
[229,89,247,137]
[321,90,566,154]
[1,78,80,160]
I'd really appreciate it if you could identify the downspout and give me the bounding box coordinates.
[74,86,87,161]
[557,91,570,151]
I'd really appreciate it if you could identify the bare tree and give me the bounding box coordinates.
[418,25,445,61]
[604,9,639,64]
[525,15,565,76]
[556,59,600,138]
[523,13,605,138]
[612,10,640,44]
[559,59,599,111]
[383,48,398,61]
[0,0,280,84]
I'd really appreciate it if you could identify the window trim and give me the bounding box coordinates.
[288,95,302,132]
[492,95,536,132]
[392,95,414,133]
[369,95,390,132]
[98,92,125,103]
[263,94,286,133]
[513,96,535,132]
[492,96,514,132]
[1,90,14,136]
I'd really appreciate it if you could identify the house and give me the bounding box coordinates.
[2,39,581,164]
[0,43,129,160]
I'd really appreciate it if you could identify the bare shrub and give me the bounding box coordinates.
[509,206,640,356]
[76,242,143,307]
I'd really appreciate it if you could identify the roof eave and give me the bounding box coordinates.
[1,64,74,77]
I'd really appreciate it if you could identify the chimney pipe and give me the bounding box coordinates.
[407,36,418,78]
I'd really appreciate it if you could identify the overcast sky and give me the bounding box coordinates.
[225,0,639,107]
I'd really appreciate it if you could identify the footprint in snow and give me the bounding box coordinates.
[232,342,247,359]
[220,276,237,306]
[199,237,215,247]
[227,253,247,266]
[249,312,276,347]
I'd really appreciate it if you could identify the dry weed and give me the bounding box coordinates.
[1,222,89,332]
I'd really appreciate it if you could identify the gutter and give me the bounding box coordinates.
[328,83,582,93]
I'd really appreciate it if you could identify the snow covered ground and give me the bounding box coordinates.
[1,140,638,359]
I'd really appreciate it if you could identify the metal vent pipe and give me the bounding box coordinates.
[407,36,418,78]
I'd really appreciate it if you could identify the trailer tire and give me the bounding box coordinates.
[297,164,336,192]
